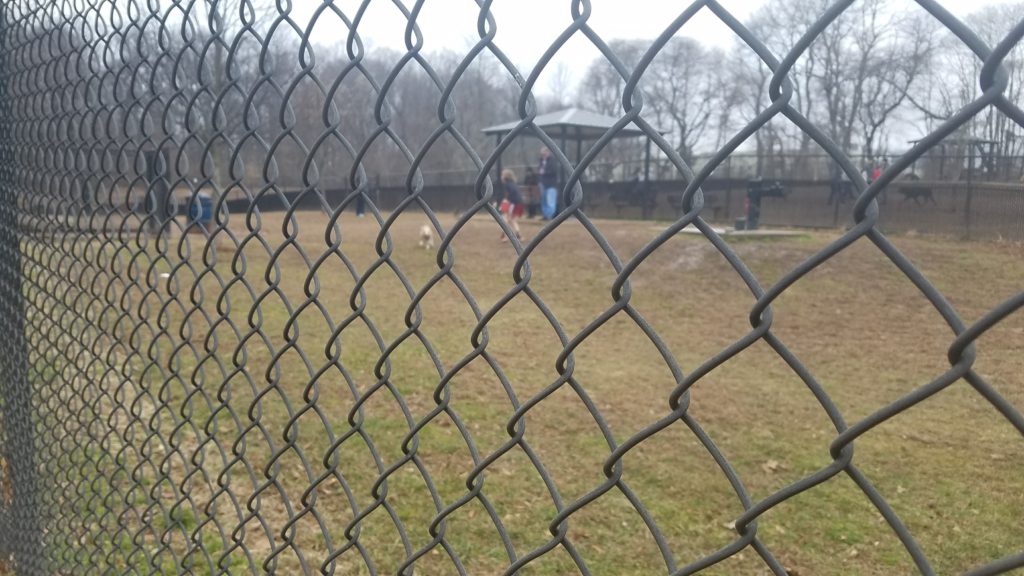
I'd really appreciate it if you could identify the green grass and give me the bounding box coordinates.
[15,210,1024,575]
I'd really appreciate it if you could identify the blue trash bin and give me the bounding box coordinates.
[189,192,213,229]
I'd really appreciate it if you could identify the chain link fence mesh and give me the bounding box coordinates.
[0,0,1022,574]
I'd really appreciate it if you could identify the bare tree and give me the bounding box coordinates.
[740,0,826,176]
[644,38,722,164]
[969,3,1024,172]
[903,2,1024,180]
[577,40,646,115]
[574,40,647,180]
[727,46,786,177]
[576,37,728,171]
[813,0,931,162]
[192,0,278,190]
[545,62,574,109]
[731,0,933,180]
[849,10,932,160]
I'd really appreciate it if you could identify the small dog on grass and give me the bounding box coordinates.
[418,224,434,250]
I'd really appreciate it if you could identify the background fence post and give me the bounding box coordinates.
[964,148,974,240]
[0,71,44,576]
[832,163,842,228]
[143,149,170,237]
[724,155,733,222]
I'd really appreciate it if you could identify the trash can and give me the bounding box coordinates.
[189,192,213,228]
[734,217,746,231]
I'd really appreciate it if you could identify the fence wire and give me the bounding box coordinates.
[0,0,1022,575]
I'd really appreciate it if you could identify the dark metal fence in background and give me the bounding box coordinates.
[0,1,1022,575]
[349,176,1024,240]
[233,148,1024,239]
[219,177,1024,241]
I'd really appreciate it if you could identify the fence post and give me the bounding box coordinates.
[964,148,974,240]
[724,155,733,222]
[831,162,842,228]
[143,149,170,237]
[0,193,43,576]
[0,10,45,574]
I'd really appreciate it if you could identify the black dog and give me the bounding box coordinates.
[898,186,937,205]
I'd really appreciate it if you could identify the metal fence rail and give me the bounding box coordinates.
[0,1,1022,575]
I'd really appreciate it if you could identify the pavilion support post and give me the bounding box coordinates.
[495,133,503,203]
[965,146,974,240]
[575,128,583,167]
[643,138,652,220]
[644,137,652,183]
[576,127,583,210]
[559,127,568,215]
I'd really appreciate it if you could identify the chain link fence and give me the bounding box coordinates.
[0,0,1022,574]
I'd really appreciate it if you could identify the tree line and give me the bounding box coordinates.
[10,0,1024,202]
[578,0,1024,181]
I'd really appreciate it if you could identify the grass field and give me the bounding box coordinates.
[25,209,1024,575]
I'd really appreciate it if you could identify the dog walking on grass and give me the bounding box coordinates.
[418,224,435,250]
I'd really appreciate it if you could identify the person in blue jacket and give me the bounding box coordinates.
[536,147,559,219]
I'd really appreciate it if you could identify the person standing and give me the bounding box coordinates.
[355,193,366,217]
[537,147,558,219]
[877,157,890,204]
[523,166,540,218]
[498,169,524,241]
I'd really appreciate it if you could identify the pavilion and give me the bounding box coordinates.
[482,107,663,187]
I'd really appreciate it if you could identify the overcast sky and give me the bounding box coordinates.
[296,0,1016,97]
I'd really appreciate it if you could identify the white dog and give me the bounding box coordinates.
[418,224,434,250]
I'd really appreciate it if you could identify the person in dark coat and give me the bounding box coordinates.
[523,167,540,218]
[498,169,524,241]
[537,147,559,219]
